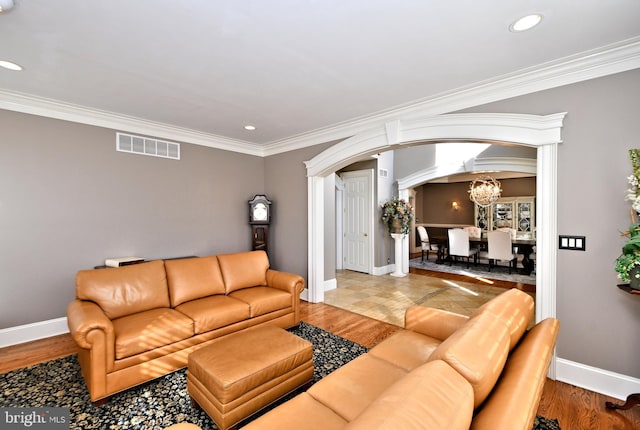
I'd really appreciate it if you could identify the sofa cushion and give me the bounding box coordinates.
[165,256,226,307]
[228,287,291,317]
[307,354,407,422]
[76,260,170,320]
[368,329,441,372]
[428,312,510,408]
[175,295,250,333]
[241,392,348,430]
[472,288,534,351]
[112,307,194,359]
[344,360,474,430]
[217,251,269,294]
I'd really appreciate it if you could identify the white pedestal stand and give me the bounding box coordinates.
[390,233,407,277]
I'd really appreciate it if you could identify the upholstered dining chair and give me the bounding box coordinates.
[496,227,518,253]
[463,226,481,239]
[463,225,482,253]
[447,228,478,268]
[480,230,517,273]
[417,226,439,262]
[496,227,517,239]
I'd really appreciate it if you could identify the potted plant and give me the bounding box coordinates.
[381,197,414,235]
[615,149,640,289]
[615,220,640,288]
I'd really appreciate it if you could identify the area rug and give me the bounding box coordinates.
[410,257,536,285]
[0,322,560,429]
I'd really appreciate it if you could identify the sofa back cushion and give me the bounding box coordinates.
[472,288,534,351]
[428,312,510,408]
[217,250,269,294]
[75,260,170,320]
[165,256,226,307]
[345,360,474,430]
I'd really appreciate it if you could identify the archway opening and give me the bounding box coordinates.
[305,112,564,380]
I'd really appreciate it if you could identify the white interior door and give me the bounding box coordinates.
[342,170,373,273]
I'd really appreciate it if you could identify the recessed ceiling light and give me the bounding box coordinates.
[244,125,256,131]
[0,60,23,71]
[509,14,542,32]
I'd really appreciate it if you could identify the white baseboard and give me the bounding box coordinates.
[372,264,394,276]
[556,357,640,401]
[324,278,337,292]
[0,317,69,348]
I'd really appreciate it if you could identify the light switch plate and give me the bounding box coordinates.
[558,235,586,251]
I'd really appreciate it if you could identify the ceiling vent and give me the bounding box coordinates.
[116,132,180,160]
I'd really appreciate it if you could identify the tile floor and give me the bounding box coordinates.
[325,269,535,327]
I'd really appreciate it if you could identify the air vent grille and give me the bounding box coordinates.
[379,168,389,178]
[117,133,180,160]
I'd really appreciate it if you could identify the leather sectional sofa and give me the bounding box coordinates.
[242,288,559,430]
[66,250,304,403]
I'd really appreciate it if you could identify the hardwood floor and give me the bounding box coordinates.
[1,301,638,429]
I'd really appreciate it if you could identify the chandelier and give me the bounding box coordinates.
[468,175,502,207]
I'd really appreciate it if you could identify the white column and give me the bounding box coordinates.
[390,233,407,277]
[307,175,325,303]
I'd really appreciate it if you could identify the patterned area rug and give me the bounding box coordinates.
[0,322,560,429]
[410,257,537,285]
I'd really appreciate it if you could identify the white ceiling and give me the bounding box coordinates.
[1,1,640,155]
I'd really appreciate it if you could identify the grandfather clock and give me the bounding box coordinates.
[248,194,272,255]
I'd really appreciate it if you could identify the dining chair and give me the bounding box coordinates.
[463,226,481,239]
[480,230,517,273]
[417,226,439,262]
[496,227,517,239]
[447,228,478,268]
[497,227,518,253]
[463,225,483,253]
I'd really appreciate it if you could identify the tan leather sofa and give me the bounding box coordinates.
[242,288,560,430]
[66,250,304,403]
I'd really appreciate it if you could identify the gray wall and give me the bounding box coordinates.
[0,110,265,328]
[458,69,640,377]
[263,141,334,278]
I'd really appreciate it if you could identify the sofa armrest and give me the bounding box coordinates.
[266,269,305,325]
[471,318,560,430]
[404,306,469,341]
[266,269,305,295]
[66,300,115,367]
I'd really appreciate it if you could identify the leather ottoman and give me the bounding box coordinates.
[187,325,314,430]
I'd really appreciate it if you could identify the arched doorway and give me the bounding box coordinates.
[305,112,565,330]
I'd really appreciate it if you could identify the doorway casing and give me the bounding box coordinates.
[304,112,565,374]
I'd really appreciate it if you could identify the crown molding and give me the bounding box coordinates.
[0,89,264,156]
[264,36,640,156]
[1,37,639,158]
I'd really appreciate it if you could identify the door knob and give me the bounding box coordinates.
[364,233,368,237]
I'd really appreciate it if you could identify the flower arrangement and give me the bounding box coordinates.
[615,149,640,287]
[381,197,414,235]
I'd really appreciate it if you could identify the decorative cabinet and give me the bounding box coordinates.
[474,196,535,237]
[475,205,490,231]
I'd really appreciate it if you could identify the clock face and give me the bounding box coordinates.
[252,202,268,221]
